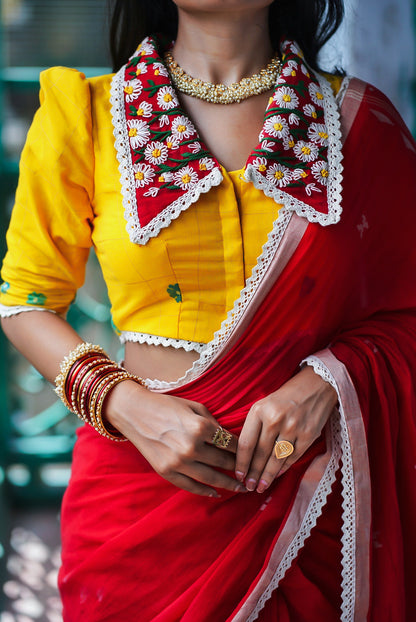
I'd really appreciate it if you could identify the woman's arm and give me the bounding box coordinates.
[1,312,245,497]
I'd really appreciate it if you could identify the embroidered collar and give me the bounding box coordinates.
[110,36,343,245]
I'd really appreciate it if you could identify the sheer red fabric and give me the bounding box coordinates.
[59,81,416,621]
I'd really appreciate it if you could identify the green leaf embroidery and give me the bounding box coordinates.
[26,292,47,306]
[167,283,182,303]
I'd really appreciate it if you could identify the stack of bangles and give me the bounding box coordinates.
[54,342,146,441]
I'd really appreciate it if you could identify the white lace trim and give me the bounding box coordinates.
[300,355,356,622]
[144,209,292,390]
[0,304,57,318]
[110,69,224,245]
[246,413,342,622]
[244,73,343,227]
[335,75,352,107]
[120,331,206,353]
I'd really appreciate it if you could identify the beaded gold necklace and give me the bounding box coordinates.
[163,50,282,104]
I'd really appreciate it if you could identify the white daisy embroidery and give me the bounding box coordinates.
[144,141,169,165]
[159,114,170,127]
[288,42,302,56]
[264,115,290,139]
[158,171,173,184]
[137,39,154,57]
[144,187,160,197]
[293,140,319,162]
[311,160,329,185]
[301,64,311,78]
[165,134,181,150]
[134,62,148,76]
[157,86,179,110]
[133,163,155,187]
[288,113,300,126]
[127,119,151,149]
[273,86,299,109]
[282,134,296,151]
[252,157,267,172]
[308,123,329,147]
[261,140,274,152]
[292,168,307,181]
[199,157,215,171]
[282,60,298,77]
[135,101,153,118]
[189,142,201,154]
[303,103,318,119]
[153,62,169,78]
[173,165,199,190]
[309,82,324,106]
[266,163,293,188]
[123,79,143,102]
[171,116,196,140]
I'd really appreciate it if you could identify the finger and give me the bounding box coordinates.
[208,424,238,454]
[256,450,285,493]
[184,462,247,494]
[244,428,277,491]
[277,439,310,476]
[169,472,222,498]
[235,414,262,483]
[199,444,236,471]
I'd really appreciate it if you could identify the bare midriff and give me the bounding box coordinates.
[124,341,200,383]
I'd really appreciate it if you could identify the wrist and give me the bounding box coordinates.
[103,378,148,431]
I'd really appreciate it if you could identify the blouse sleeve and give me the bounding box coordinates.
[0,67,94,316]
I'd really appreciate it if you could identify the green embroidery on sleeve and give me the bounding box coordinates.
[26,292,47,306]
[0,282,10,294]
[167,283,182,303]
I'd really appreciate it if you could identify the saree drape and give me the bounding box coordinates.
[59,79,416,621]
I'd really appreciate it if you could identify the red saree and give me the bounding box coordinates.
[59,78,416,621]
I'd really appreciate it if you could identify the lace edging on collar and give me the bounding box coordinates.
[110,37,343,245]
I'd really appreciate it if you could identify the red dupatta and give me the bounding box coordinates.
[59,79,416,621]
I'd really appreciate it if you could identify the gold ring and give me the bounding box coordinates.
[212,426,232,449]
[274,439,295,459]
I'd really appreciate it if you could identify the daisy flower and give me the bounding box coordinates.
[252,157,267,173]
[134,62,148,76]
[171,116,196,140]
[303,104,318,119]
[188,142,201,154]
[135,101,153,118]
[153,62,169,78]
[165,134,181,150]
[301,64,311,78]
[137,39,154,57]
[266,163,293,188]
[123,79,143,102]
[264,115,290,139]
[292,168,308,181]
[283,134,296,151]
[308,123,329,147]
[293,140,319,162]
[173,165,199,190]
[144,141,169,165]
[144,187,159,198]
[158,172,173,184]
[127,119,151,149]
[309,82,325,106]
[311,160,329,185]
[133,163,155,187]
[199,157,215,171]
[282,60,298,77]
[261,140,274,152]
[273,86,299,109]
[159,114,170,127]
[157,86,179,110]
[288,113,300,126]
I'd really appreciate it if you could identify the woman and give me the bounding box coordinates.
[1,0,415,619]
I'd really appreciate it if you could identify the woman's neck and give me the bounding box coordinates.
[172,7,274,85]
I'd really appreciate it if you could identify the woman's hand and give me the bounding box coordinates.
[235,365,338,493]
[105,380,246,498]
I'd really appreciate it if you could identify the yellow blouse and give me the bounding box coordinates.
[0,67,285,345]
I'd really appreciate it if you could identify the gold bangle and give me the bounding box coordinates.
[93,373,131,441]
[76,363,120,421]
[54,343,107,406]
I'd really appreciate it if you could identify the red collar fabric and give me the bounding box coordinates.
[110,36,343,245]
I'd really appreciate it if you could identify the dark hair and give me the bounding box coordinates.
[109,0,344,73]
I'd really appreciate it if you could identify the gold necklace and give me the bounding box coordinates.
[163,50,282,105]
